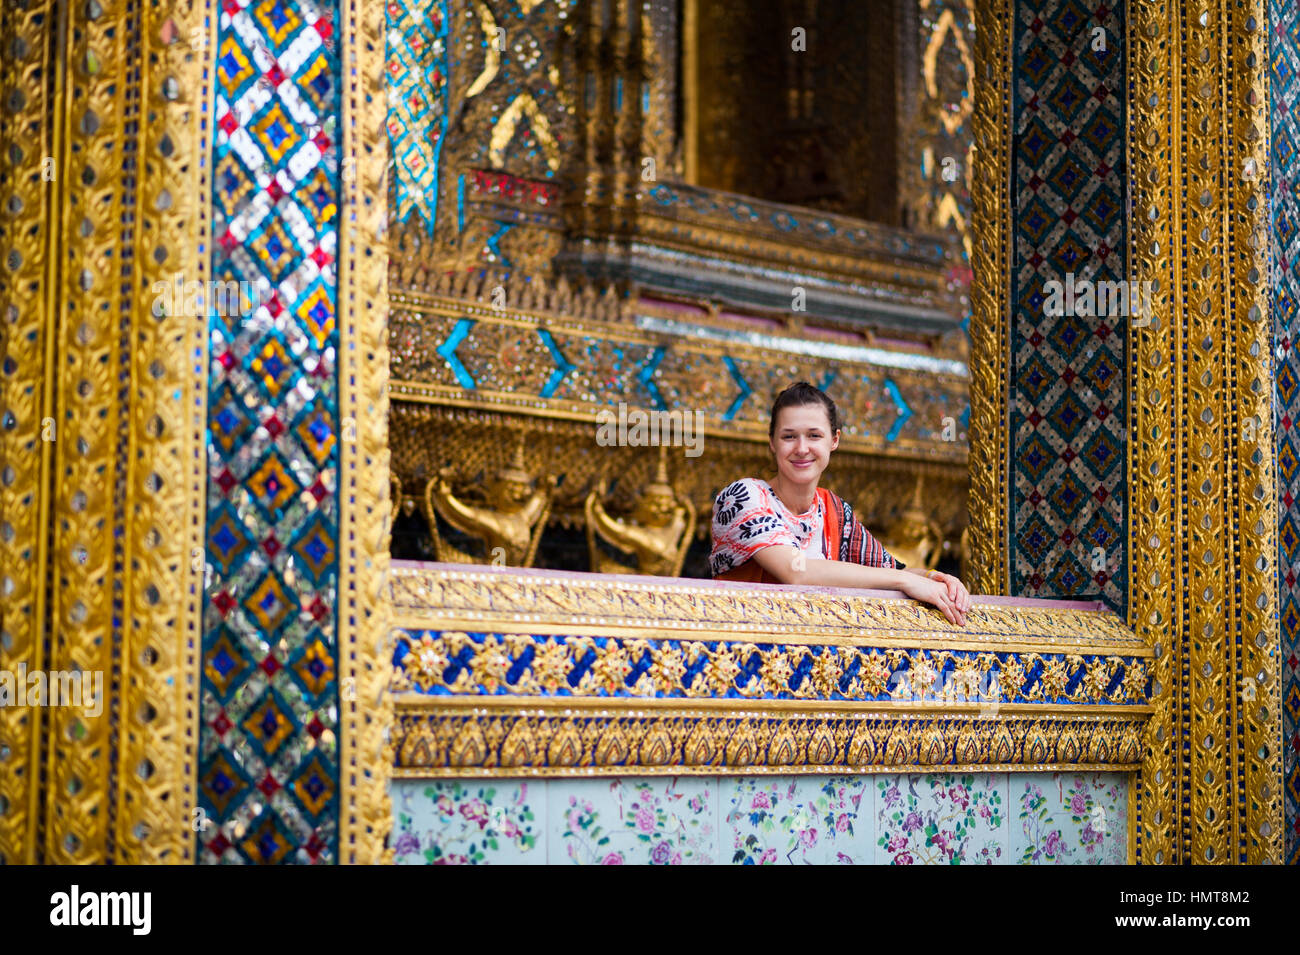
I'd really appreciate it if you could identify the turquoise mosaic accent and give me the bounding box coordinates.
[385,0,450,232]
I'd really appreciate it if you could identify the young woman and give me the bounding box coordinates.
[710,381,971,626]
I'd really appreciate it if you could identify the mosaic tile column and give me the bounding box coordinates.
[973,0,1283,863]
[198,0,391,864]
[1005,0,1127,610]
[1268,0,1300,866]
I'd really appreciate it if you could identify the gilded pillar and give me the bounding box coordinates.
[971,0,1283,862]
[0,0,209,862]
[0,0,392,864]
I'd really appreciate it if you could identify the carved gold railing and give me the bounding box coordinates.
[387,562,1152,779]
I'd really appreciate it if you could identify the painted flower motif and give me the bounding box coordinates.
[888,834,908,852]
[1044,830,1065,857]
[751,791,771,810]
[903,811,923,833]
[883,783,901,808]
[1070,792,1088,815]
[671,853,682,865]
[836,852,853,864]
[836,813,851,832]
[688,796,704,813]
[651,841,672,865]
[948,786,970,810]
[602,852,625,865]
[635,806,656,833]
[799,827,819,848]
[760,848,778,865]
[435,795,454,816]
[393,831,420,856]
[459,800,488,826]
[894,852,914,865]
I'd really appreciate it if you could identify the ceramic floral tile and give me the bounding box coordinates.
[548,776,716,865]
[874,774,1006,864]
[1011,772,1128,865]
[390,779,545,865]
[722,775,874,864]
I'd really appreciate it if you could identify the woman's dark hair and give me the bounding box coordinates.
[768,381,841,439]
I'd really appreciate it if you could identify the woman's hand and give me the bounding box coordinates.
[900,570,970,626]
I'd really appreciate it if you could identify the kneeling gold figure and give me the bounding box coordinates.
[423,439,555,567]
[585,447,696,577]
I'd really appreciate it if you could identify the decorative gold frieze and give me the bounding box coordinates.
[389,565,1146,650]
[391,702,1147,776]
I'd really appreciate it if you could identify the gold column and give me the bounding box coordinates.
[0,0,208,862]
[1128,0,1281,864]
[338,0,395,863]
[0,0,57,864]
[968,0,1012,599]
[969,0,1283,862]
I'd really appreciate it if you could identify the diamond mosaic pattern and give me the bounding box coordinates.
[385,0,450,231]
[1010,0,1126,606]
[201,0,341,864]
[1270,0,1300,866]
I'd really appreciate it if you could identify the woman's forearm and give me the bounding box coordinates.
[750,546,911,591]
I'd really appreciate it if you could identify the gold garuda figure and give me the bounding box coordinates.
[585,447,696,577]
[881,474,946,571]
[422,438,555,567]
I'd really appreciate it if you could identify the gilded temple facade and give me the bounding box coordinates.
[0,0,1290,865]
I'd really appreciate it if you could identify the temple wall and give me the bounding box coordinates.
[390,771,1130,865]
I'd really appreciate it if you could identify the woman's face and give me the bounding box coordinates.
[770,403,839,488]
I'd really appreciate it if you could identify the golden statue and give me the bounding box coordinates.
[585,447,696,577]
[422,438,555,567]
[881,474,946,571]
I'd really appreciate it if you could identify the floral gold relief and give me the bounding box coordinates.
[1126,0,1281,864]
[0,0,208,864]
